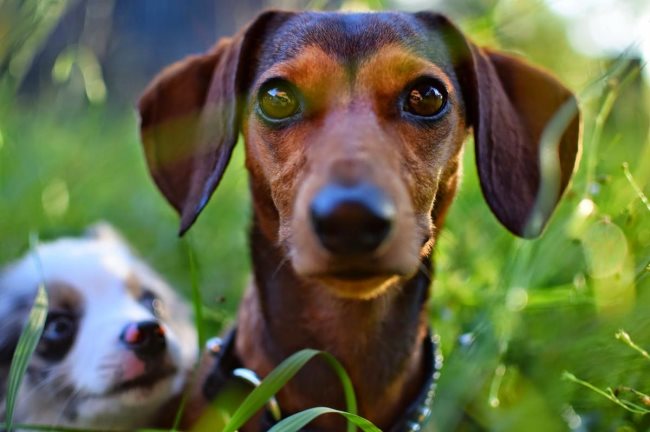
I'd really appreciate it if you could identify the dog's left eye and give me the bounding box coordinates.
[404,79,447,118]
[258,79,301,120]
[38,312,76,361]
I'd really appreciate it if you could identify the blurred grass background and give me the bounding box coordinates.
[1,0,649,431]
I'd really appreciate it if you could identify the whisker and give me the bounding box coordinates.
[18,368,71,407]
[54,387,83,427]
[97,363,121,370]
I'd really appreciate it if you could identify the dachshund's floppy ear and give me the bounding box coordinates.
[416,13,581,238]
[138,11,293,234]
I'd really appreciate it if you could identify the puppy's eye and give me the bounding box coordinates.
[404,80,447,117]
[140,289,164,317]
[258,80,300,120]
[38,312,76,361]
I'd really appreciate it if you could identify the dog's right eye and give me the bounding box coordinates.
[258,80,301,121]
[38,312,76,361]
[403,78,448,118]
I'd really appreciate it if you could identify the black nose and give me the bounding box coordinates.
[310,182,395,255]
[120,321,166,358]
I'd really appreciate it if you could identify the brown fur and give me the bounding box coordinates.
[138,10,581,430]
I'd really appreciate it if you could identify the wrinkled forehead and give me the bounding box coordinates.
[255,12,456,78]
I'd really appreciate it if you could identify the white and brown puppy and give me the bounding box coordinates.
[0,225,197,430]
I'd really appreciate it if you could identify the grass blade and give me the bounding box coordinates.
[0,424,179,432]
[622,162,650,213]
[186,238,205,349]
[4,283,48,430]
[5,234,49,431]
[267,407,382,432]
[525,96,580,237]
[170,238,205,431]
[563,371,650,415]
[223,349,358,432]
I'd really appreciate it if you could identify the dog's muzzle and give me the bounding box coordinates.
[309,182,395,255]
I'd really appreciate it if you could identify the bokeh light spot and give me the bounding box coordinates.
[581,220,628,278]
[41,179,69,219]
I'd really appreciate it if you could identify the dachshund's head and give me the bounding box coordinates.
[139,11,581,299]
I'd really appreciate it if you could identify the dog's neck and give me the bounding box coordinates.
[235,218,432,430]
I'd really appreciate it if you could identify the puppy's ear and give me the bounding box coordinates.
[416,13,581,238]
[85,221,128,244]
[138,11,293,234]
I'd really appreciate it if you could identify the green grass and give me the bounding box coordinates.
[4,262,47,431]
[1,1,650,431]
[427,59,650,430]
[223,349,360,432]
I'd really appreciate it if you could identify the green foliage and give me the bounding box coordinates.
[224,349,360,432]
[564,330,650,416]
[4,275,47,430]
[0,0,69,85]
[268,408,381,432]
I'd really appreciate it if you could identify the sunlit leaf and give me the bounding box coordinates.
[268,407,381,432]
[4,283,48,430]
[223,349,358,432]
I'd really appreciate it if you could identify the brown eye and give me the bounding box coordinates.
[258,80,300,120]
[404,80,447,117]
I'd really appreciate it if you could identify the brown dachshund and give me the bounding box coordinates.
[138,10,581,431]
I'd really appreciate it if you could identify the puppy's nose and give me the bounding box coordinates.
[120,321,166,358]
[310,182,395,255]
